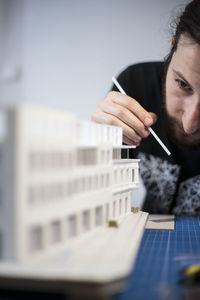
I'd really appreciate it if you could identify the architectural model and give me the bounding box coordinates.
[0,104,148,296]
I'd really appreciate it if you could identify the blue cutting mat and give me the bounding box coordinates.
[115,217,200,300]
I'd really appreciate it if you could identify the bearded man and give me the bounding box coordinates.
[91,0,200,216]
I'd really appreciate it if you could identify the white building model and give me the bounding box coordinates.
[0,104,148,295]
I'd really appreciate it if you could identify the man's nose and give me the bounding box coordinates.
[182,97,200,134]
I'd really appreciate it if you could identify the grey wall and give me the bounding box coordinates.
[0,0,189,120]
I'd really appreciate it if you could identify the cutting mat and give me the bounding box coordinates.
[115,217,200,300]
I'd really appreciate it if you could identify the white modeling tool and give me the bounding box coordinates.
[112,76,171,156]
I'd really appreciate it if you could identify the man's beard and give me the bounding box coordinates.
[162,85,200,150]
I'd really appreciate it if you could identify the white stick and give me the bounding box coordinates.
[148,127,171,156]
[112,76,171,156]
[112,76,126,95]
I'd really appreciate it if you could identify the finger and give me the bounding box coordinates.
[149,112,157,123]
[107,91,155,127]
[123,136,141,147]
[91,109,142,143]
[98,99,150,138]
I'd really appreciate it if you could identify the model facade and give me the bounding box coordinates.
[0,104,140,263]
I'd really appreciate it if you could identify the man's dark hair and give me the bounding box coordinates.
[162,0,200,151]
[166,0,200,65]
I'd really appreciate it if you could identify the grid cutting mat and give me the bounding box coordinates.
[115,217,200,300]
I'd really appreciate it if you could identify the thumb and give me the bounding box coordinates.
[149,112,157,125]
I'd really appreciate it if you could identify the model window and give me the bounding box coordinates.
[88,176,92,191]
[100,174,104,188]
[81,177,85,192]
[29,225,43,253]
[132,169,135,182]
[119,199,122,215]
[95,206,103,226]
[113,201,116,218]
[125,197,128,212]
[68,215,77,237]
[50,220,61,244]
[113,148,120,160]
[74,179,79,194]
[117,148,121,159]
[82,210,90,232]
[77,149,83,165]
[114,170,117,184]
[72,180,76,195]
[126,169,129,181]
[106,173,109,187]
[105,203,109,222]
[112,149,117,159]
[77,148,97,165]
[94,175,98,189]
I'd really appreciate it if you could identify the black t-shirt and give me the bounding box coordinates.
[112,62,200,216]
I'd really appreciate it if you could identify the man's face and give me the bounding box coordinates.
[165,35,200,149]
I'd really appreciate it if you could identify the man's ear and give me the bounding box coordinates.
[171,36,175,47]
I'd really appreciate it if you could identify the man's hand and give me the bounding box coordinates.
[91,91,157,146]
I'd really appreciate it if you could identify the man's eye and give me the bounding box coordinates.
[175,79,192,92]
